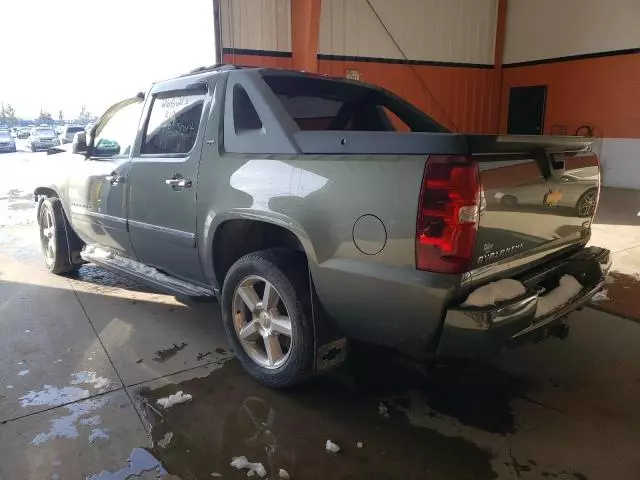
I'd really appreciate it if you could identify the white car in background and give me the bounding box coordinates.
[0,130,17,153]
[27,127,60,152]
[58,125,87,144]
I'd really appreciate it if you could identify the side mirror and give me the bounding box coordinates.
[72,131,88,155]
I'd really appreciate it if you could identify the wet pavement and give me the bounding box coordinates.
[2,150,640,479]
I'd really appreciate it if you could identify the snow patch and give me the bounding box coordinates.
[535,275,583,318]
[279,468,290,479]
[80,415,102,426]
[18,369,30,376]
[157,432,173,448]
[325,440,341,453]
[71,371,110,390]
[462,279,526,307]
[88,428,110,443]
[591,289,610,302]
[156,390,192,409]
[230,456,267,478]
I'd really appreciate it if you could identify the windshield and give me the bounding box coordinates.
[35,128,55,136]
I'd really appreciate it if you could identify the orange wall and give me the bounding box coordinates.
[500,53,640,138]
[318,60,499,134]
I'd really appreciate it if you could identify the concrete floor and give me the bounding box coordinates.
[2,148,640,479]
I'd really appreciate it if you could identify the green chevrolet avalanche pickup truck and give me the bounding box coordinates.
[36,65,610,387]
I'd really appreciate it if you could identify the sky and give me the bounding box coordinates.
[1,0,216,120]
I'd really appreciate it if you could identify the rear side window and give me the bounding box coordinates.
[262,73,446,133]
[142,92,205,155]
[233,84,263,133]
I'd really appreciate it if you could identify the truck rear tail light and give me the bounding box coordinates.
[416,155,480,274]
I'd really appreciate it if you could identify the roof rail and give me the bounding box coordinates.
[182,64,244,77]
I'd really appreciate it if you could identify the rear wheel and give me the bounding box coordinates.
[576,188,598,217]
[221,249,314,388]
[38,197,81,274]
[501,195,518,207]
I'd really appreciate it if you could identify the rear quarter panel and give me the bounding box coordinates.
[198,153,459,359]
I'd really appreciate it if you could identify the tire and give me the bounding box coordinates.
[38,197,82,274]
[501,195,518,207]
[31,144,36,152]
[221,249,314,388]
[576,188,598,218]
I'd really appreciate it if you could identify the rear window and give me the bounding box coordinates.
[35,128,54,136]
[261,73,446,133]
[67,126,85,133]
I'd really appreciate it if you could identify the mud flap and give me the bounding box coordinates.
[309,273,348,372]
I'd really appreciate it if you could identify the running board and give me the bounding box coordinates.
[81,246,215,298]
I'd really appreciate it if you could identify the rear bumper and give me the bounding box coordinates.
[437,246,611,360]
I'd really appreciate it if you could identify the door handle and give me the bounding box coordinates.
[165,178,192,189]
[105,174,124,185]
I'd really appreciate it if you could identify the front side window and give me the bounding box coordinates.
[93,101,143,157]
[142,92,205,155]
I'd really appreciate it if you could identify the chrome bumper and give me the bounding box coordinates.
[437,246,611,360]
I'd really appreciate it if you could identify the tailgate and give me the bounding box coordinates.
[468,135,599,277]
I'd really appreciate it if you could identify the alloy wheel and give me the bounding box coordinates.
[40,209,56,266]
[232,275,293,369]
[578,190,597,217]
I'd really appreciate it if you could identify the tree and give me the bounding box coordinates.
[38,109,53,124]
[0,103,5,125]
[79,105,92,123]
[5,104,16,126]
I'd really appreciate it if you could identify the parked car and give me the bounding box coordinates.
[58,125,86,144]
[17,127,31,139]
[491,167,599,217]
[35,66,610,387]
[27,127,60,151]
[0,130,17,153]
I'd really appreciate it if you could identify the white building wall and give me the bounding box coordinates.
[220,0,291,53]
[504,0,640,64]
[319,0,498,65]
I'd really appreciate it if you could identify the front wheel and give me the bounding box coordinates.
[38,197,81,274]
[221,249,314,388]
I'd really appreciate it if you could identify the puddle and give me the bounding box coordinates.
[18,372,116,446]
[153,343,188,362]
[87,447,168,480]
[31,395,112,445]
[135,354,499,480]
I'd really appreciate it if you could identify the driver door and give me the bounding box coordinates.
[66,98,143,256]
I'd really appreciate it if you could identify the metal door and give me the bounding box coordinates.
[507,85,547,135]
[127,77,214,283]
[67,98,144,256]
